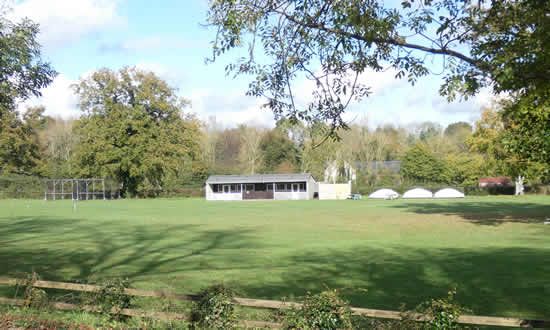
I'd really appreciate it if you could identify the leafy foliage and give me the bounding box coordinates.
[82,278,132,321]
[207,0,549,134]
[500,92,550,183]
[259,128,299,173]
[414,287,470,330]
[0,13,56,176]
[19,272,48,310]
[0,16,56,110]
[191,283,238,329]
[401,143,446,183]
[0,106,47,176]
[443,152,487,186]
[282,289,353,330]
[71,67,201,197]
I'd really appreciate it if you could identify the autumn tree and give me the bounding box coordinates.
[200,116,220,171]
[214,127,242,173]
[39,116,78,178]
[444,122,472,152]
[238,124,265,174]
[72,67,200,197]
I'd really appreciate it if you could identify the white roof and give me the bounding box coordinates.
[206,173,314,184]
[368,188,400,199]
[434,188,465,198]
[402,188,433,199]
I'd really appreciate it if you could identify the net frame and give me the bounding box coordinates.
[44,178,120,201]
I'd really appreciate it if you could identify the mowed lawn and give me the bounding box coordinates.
[0,196,549,319]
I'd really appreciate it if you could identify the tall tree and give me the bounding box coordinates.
[238,124,265,174]
[39,116,78,178]
[200,116,220,171]
[401,143,446,183]
[444,122,472,152]
[499,92,550,183]
[214,128,242,173]
[0,14,56,175]
[416,122,442,142]
[72,67,200,196]
[259,128,298,173]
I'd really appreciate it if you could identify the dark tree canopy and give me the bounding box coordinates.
[259,128,298,173]
[207,0,549,133]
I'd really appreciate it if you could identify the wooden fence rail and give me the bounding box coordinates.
[1,277,549,328]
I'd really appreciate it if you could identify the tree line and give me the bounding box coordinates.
[1,1,548,197]
[3,69,544,197]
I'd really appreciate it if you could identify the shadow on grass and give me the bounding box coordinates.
[0,215,261,282]
[1,214,549,320]
[237,246,550,319]
[391,200,550,225]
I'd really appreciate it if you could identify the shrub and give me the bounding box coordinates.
[191,283,237,329]
[19,272,48,309]
[283,289,353,330]
[414,287,470,330]
[524,184,550,195]
[0,175,45,199]
[82,278,132,321]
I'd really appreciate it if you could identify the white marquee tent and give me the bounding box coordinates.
[368,188,400,199]
[402,188,433,199]
[434,188,465,198]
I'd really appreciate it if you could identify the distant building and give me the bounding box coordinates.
[478,177,511,187]
[205,173,317,201]
[324,160,402,183]
[324,161,356,183]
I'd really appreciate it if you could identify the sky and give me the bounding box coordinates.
[10,0,492,129]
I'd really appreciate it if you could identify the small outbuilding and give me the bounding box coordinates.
[402,188,433,199]
[434,188,465,198]
[205,173,317,201]
[478,177,511,187]
[368,188,400,199]
[318,181,352,200]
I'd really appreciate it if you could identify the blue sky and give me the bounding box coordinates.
[12,0,491,129]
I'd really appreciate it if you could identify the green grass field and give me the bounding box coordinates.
[0,196,549,320]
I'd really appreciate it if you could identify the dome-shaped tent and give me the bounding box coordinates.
[368,188,400,199]
[402,188,433,199]
[434,188,465,198]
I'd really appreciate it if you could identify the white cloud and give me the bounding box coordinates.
[19,73,80,118]
[292,67,406,107]
[189,88,275,128]
[99,36,207,53]
[11,0,125,48]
